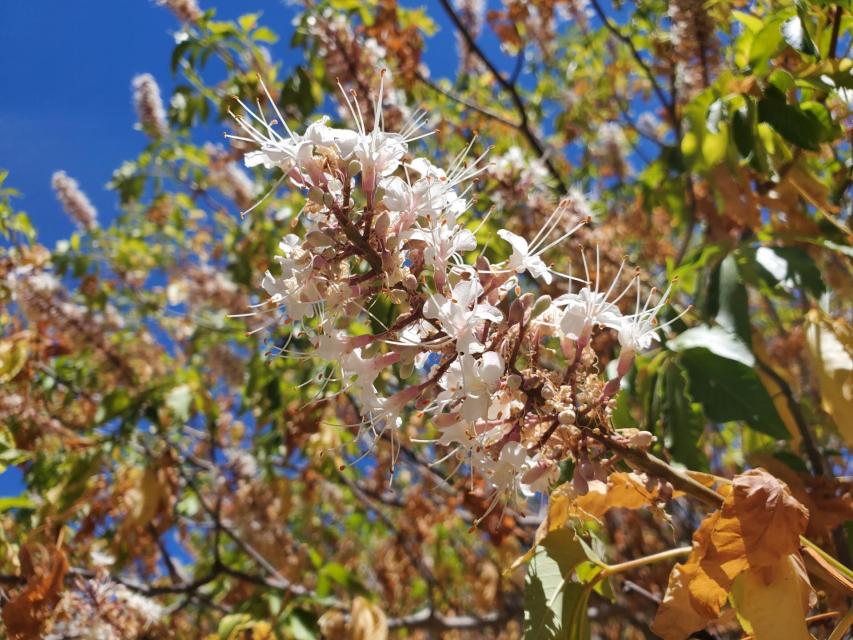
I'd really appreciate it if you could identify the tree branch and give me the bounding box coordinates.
[437,0,567,191]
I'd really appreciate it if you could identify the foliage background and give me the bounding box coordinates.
[1,0,852,638]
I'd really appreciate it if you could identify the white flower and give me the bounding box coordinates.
[617,279,681,354]
[496,201,586,285]
[480,441,529,495]
[458,351,505,421]
[424,279,502,354]
[497,229,552,283]
[436,351,506,423]
[553,248,631,341]
[617,312,661,352]
[556,286,623,340]
[409,222,476,276]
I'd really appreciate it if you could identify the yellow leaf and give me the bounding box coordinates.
[730,469,809,567]
[0,337,29,384]
[805,311,853,444]
[573,472,666,519]
[730,553,815,640]
[652,469,810,639]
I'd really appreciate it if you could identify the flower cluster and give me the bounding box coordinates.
[51,171,98,231]
[234,79,677,518]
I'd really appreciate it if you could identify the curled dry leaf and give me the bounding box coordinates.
[805,310,853,444]
[2,544,69,640]
[749,453,853,543]
[651,469,812,640]
[349,596,388,640]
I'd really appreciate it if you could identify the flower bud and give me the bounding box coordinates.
[579,459,597,481]
[572,469,589,496]
[530,295,552,319]
[387,289,407,304]
[308,187,325,205]
[506,374,522,390]
[508,298,525,325]
[541,382,555,400]
[403,273,418,291]
[322,192,336,208]
[306,230,334,248]
[628,430,654,449]
[347,160,361,176]
[558,408,576,425]
[373,211,390,238]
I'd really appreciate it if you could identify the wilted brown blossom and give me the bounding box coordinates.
[668,0,721,100]
[204,143,257,211]
[591,122,630,180]
[155,0,201,23]
[132,73,169,140]
[50,171,98,230]
[304,7,409,129]
[453,0,486,72]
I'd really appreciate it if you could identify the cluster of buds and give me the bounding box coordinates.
[233,77,680,518]
[51,171,98,231]
[155,0,202,24]
[132,73,169,140]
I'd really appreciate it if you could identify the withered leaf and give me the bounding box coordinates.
[652,469,811,640]
[2,544,69,640]
[349,596,388,640]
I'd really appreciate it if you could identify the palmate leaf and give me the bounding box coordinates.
[523,529,596,640]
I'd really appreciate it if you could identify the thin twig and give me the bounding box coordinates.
[437,0,567,191]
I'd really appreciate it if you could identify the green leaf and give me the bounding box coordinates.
[800,101,841,142]
[670,325,754,367]
[670,328,789,439]
[781,13,819,57]
[0,338,29,384]
[749,15,787,71]
[281,66,317,118]
[661,360,709,471]
[757,87,823,150]
[731,102,756,160]
[715,254,752,345]
[238,12,259,32]
[739,246,825,297]
[523,529,591,640]
[252,26,279,44]
[0,495,34,512]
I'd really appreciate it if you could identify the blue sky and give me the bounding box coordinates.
[0,1,297,246]
[0,1,480,248]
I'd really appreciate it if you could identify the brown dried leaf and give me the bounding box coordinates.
[2,544,69,640]
[731,469,809,567]
[652,469,810,640]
